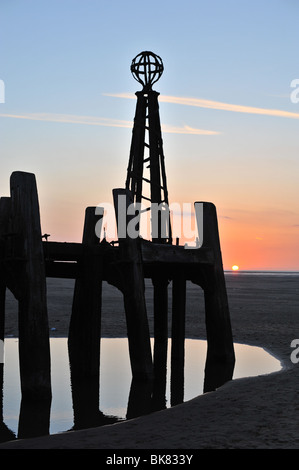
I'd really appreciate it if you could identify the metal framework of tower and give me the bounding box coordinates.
[125,52,172,244]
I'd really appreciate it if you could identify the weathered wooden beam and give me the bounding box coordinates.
[17,397,52,439]
[0,279,4,421]
[68,207,103,378]
[45,260,78,279]
[195,202,235,392]
[43,240,83,261]
[0,197,11,425]
[141,239,214,265]
[126,378,153,419]
[10,172,51,406]
[170,272,186,406]
[113,188,153,381]
[68,207,104,427]
[43,239,213,265]
[0,197,11,343]
[152,274,168,410]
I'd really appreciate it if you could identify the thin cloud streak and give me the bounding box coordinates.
[0,112,133,128]
[105,93,299,119]
[162,124,219,135]
[0,112,219,135]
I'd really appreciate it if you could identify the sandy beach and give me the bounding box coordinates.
[1,272,299,449]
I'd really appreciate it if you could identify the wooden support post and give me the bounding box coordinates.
[0,280,4,420]
[0,198,11,355]
[68,207,103,427]
[18,397,52,439]
[0,256,5,429]
[113,188,153,381]
[68,207,103,378]
[0,197,10,427]
[170,272,186,405]
[0,196,17,441]
[126,378,153,419]
[195,202,235,392]
[9,172,51,403]
[152,274,168,410]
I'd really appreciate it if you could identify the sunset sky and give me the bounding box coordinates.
[0,0,298,271]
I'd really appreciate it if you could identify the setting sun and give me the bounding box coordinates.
[232,265,239,271]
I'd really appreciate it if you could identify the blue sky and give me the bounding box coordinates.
[0,0,298,269]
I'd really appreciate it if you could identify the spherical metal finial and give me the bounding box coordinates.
[131,51,164,91]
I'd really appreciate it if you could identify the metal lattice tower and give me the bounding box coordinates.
[126,51,172,244]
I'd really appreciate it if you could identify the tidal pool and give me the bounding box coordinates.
[1,337,281,439]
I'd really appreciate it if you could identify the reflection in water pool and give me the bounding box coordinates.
[1,338,281,441]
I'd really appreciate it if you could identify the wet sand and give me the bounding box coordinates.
[1,272,299,449]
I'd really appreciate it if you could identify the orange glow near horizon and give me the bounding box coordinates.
[35,176,299,272]
[232,265,239,271]
[39,198,299,272]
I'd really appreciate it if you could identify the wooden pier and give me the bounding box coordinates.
[0,51,235,439]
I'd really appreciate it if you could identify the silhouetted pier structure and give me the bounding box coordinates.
[0,52,235,439]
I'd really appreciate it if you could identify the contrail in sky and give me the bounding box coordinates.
[105,93,299,119]
[0,112,220,135]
